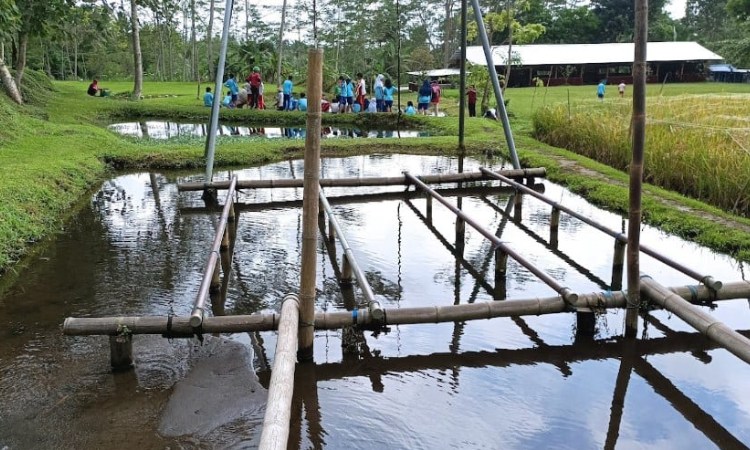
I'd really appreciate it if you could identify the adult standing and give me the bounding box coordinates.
[248,66,262,109]
[225,74,240,105]
[374,74,385,112]
[282,75,294,111]
[430,80,442,115]
[467,84,477,117]
[356,73,367,112]
[418,80,432,115]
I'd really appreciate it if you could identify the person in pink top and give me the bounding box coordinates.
[430,80,442,115]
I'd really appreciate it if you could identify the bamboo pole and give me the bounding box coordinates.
[189,176,237,328]
[549,207,560,248]
[458,0,467,151]
[176,168,547,191]
[62,281,750,336]
[298,48,323,362]
[258,294,299,450]
[319,190,383,320]
[626,0,649,336]
[181,184,543,214]
[640,276,750,365]
[479,168,722,290]
[405,172,578,304]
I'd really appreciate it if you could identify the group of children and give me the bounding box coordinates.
[203,67,267,109]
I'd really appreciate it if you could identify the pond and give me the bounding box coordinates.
[108,121,429,139]
[1,154,749,449]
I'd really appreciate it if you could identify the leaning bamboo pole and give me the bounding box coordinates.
[298,48,323,361]
[319,189,383,320]
[478,168,722,289]
[258,294,299,450]
[189,176,237,327]
[62,281,750,336]
[640,276,750,365]
[176,168,547,192]
[404,172,578,304]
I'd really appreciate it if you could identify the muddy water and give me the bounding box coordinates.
[108,121,429,140]
[1,154,749,449]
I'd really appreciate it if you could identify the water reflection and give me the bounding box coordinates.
[0,154,749,449]
[108,121,429,140]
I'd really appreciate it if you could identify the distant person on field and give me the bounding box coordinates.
[321,94,331,113]
[356,72,367,111]
[274,88,284,111]
[298,93,308,112]
[484,107,497,120]
[247,66,262,108]
[618,81,626,98]
[467,84,477,117]
[404,100,416,116]
[383,78,395,112]
[87,79,104,96]
[430,80,442,115]
[366,96,377,113]
[597,79,606,101]
[258,81,266,109]
[203,87,214,107]
[225,74,239,105]
[283,75,294,111]
[374,74,385,112]
[418,80,432,115]
[345,77,355,112]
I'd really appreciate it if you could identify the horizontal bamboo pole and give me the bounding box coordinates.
[640,275,750,365]
[258,294,299,450]
[479,168,722,290]
[319,189,383,320]
[62,281,750,336]
[190,176,237,328]
[180,184,545,214]
[405,171,579,304]
[176,168,547,192]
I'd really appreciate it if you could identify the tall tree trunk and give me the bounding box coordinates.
[244,0,249,42]
[276,0,287,86]
[503,1,513,93]
[207,0,215,81]
[14,32,28,88]
[0,45,23,104]
[74,34,79,80]
[191,0,197,81]
[131,0,143,99]
[442,0,454,67]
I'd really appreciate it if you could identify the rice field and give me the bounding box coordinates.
[532,93,750,216]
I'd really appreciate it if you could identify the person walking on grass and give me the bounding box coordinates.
[618,81,626,98]
[597,79,606,101]
[418,80,432,115]
[430,80,442,115]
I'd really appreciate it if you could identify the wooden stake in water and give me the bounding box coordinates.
[298,48,324,362]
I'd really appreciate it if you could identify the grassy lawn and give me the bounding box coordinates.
[1,76,749,283]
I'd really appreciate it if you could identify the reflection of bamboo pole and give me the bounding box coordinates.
[258,294,299,449]
[177,168,547,191]
[298,48,323,362]
[63,281,750,336]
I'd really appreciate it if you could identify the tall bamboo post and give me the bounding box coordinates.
[611,239,626,290]
[549,207,561,248]
[626,0,648,336]
[298,48,323,362]
[258,294,299,449]
[457,0,468,151]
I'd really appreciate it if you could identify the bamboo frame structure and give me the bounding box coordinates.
[298,48,323,361]
[319,189,384,320]
[62,281,750,336]
[404,172,579,304]
[258,294,299,450]
[189,176,237,327]
[176,168,547,192]
[478,168,722,290]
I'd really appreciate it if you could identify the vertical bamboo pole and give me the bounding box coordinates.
[341,256,353,283]
[457,0,467,151]
[426,195,433,222]
[109,334,133,371]
[611,239,626,290]
[328,219,335,242]
[549,207,560,248]
[494,249,508,300]
[513,193,523,222]
[626,0,648,337]
[298,48,324,362]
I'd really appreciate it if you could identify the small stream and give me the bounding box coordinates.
[1,154,749,449]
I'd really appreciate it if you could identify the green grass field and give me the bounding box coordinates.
[1,76,749,281]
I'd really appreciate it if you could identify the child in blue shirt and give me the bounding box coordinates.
[383,78,395,112]
[224,74,239,104]
[298,93,308,112]
[203,87,214,107]
[404,101,416,116]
